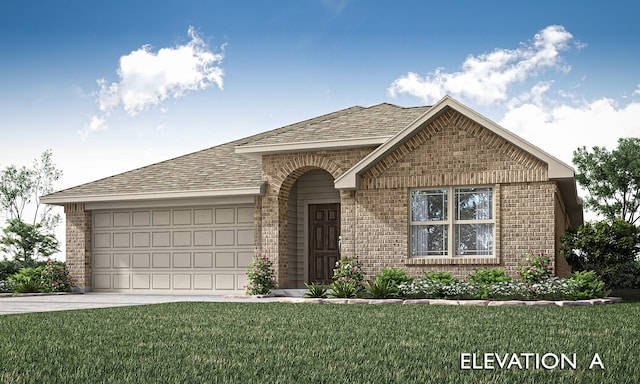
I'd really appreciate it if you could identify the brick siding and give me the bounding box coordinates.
[259,108,572,285]
[64,203,92,291]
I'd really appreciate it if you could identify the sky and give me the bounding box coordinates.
[1,0,640,258]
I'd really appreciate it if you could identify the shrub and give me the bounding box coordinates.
[245,254,278,295]
[488,281,531,300]
[328,280,359,298]
[569,271,609,299]
[9,267,43,293]
[423,271,458,284]
[601,261,640,289]
[468,268,512,299]
[0,279,17,293]
[332,255,365,288]
[468,268,512,285]
[561,219,640,288]
[440,281,480,299]
[365,279,399,299]
[0,258,25,281]
[304,282,329,298]
[40,259,73,292]
[398,279,441,299]
[517,250,552,284]
[375,267,412,288]
[530,278,576,300]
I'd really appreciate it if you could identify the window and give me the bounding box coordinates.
[410,186,494,257]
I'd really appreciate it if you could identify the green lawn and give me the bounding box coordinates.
[1,302,639,383]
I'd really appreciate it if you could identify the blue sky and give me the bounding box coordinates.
[2,0,640,251]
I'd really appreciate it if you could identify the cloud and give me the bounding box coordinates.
[388,25,578,105]
[499,89,640,167]
[78,115,108,141]
[83,26,224,139]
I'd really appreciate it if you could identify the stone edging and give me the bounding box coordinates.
[0,292,82,298]
[276,297,624,306]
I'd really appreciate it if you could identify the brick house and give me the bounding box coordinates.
[42,96,582,293]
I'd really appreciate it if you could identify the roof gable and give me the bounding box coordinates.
[335,96,576,189]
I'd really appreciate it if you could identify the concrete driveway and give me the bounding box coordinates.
[0,293,280,315]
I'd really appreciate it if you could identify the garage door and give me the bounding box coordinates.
[91,205,254,293]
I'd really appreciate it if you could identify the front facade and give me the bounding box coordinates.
[43,96,582,293]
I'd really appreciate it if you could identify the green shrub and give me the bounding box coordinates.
[0,258,24,281]
[423,271,458,284]
[375,267,412,287]
[328,280,359,298]
[569,271,609,299]
[245,254,278,295]
[304,282,329,298]
[601,261,640,289]
[561,219,640,288]
[467,268,512,299]
[14,277,41,293]
[467,268,512,285]
[365,279,399,299]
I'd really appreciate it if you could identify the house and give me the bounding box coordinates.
[41,96,583,293]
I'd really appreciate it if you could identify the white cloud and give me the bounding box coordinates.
[633,84,640,96]
[83,26,224,139]
[78,115,108,141]
[500,92,640,168]
[388,25,577,105]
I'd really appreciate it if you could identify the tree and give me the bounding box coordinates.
[0,149,62,231]
[573,138,640,224]
[0,218,59,266]
[561,218,640,288]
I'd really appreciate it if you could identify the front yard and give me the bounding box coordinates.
[1,302,639,383]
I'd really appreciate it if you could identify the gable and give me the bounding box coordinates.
[360,107,548,189]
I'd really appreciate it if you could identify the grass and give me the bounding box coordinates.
[0,302,639,383]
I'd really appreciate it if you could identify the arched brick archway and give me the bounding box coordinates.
[260,155,346,288]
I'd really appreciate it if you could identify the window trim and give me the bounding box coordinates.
[409,185,496,259]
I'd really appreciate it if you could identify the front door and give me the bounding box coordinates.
[309,203,340,283]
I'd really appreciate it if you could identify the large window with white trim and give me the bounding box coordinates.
[410,186,495,257]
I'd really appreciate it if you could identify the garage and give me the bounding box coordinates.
[91,204,254,293]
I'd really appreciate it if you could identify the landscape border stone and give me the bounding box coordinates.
[277,297,624,306]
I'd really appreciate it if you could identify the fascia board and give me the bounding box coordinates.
[235,136,390,155]
[40,184,265,205]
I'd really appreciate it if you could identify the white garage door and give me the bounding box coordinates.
[91,205,254,293]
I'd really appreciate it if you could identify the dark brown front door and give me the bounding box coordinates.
[309,203,340,283]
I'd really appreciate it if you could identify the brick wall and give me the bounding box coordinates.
[259,149,374,285]
[64,203,92,291]
[259,108,568,284]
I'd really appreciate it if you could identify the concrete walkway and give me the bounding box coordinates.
[0,293,281,316]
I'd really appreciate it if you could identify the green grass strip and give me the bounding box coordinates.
[0,302,638,383]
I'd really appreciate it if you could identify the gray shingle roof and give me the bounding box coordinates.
[43,103,430,202]
[243,103,430,145]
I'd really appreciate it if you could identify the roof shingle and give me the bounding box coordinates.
[43,103,430,202]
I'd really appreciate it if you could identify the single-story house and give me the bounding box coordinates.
[42,96,583,293]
